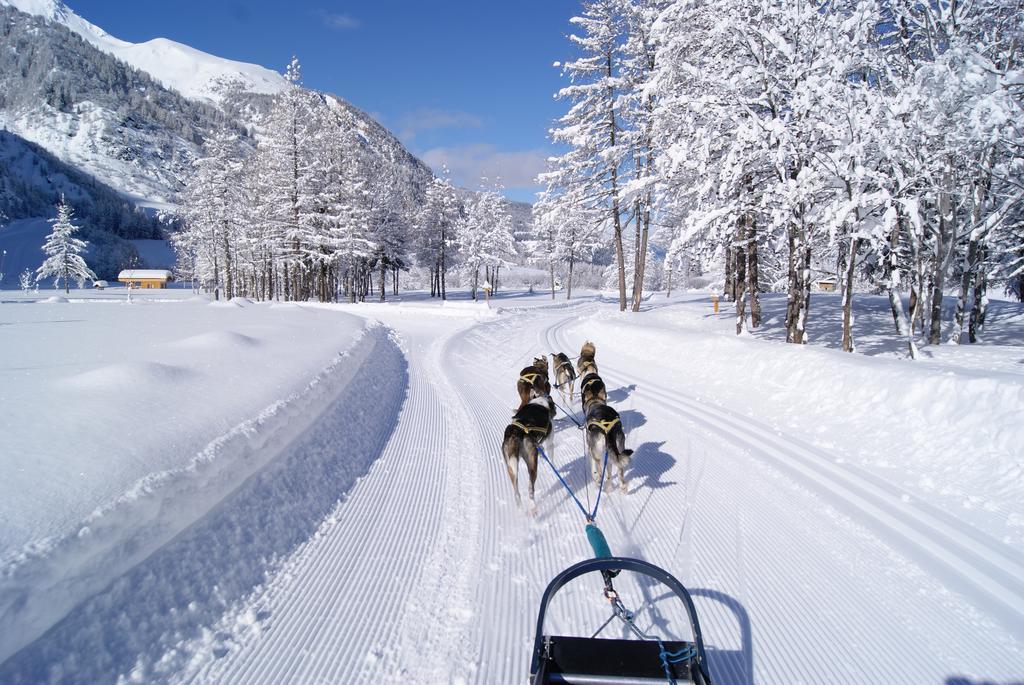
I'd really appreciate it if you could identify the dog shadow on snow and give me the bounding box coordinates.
[606,383,637,404]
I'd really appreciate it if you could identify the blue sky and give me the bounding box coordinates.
[67,1,583,202]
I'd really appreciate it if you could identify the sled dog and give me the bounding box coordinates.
[550,352,577,402]
[579,371,608,406]
[502,395,557,508]
[583,397,633,493]
[517,356,551,409]
[577,340,598,376]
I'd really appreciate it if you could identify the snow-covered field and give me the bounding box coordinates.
[1,288,1022,683]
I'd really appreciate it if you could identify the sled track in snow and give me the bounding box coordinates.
[545,312,1024,640]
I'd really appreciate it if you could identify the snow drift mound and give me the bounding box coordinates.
[63,361,196,390]
[167,331,261,351]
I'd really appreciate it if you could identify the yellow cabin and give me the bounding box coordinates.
[118,269,173,289]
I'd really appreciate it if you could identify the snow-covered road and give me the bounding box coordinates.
[2,295,1022,683]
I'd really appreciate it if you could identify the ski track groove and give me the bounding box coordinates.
[196,330,448,685]
[544,307,1024,681]
[601,349,1024,637]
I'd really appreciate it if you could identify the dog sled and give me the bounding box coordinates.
[529,557,712,685]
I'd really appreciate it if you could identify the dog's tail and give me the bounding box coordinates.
[612,431,634,467]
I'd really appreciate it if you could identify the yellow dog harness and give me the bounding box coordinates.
[587,417,620,434]
[581,376,603,392]
[519,372,543,385]
[511,420,550,437]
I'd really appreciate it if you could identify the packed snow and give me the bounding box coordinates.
[1,288,1022,683]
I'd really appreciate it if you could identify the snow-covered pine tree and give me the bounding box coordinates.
[36,195,95,293]
[263,57,319,301]
[543,0,630,310]
[620,0,666,311]
[178,127,244,299]
[418,172,460,300]
[19,268,33,294]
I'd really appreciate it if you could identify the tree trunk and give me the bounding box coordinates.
[604,51,626,312]
[632,196,650,312]
[884,214,919,359]
[630,199,643,310]
[567,252,575,300]
[928,164,957,344]
[784,228,797,341]
[969,244,988,343]
[841,236,860,353]
[746,213,761,327]
[550,260,556,300]
[724,240,735,302]
[950,238,979,345]
[735,230,747,335]
[223,229,233,301]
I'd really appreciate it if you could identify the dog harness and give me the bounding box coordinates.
[511,420,550,437]
[519,372,543,385]
[581,376,603,392]
[587,417,620,434]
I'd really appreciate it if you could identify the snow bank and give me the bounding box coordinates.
[0,296,365,553]
[0,307,397,664]
[0,324,408,677]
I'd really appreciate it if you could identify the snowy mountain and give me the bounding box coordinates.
[0,0,440,280]
[0,1,436,206]
[0,2,241,208]
[0,0,287,103]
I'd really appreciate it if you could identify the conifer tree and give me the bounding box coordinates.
[36,195,95,293]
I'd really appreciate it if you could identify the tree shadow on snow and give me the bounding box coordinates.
[945,678,1024,685]
[0,333,410,684]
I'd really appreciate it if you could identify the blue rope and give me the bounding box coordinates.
[549,395,584,428]
[537,444,608,522]
[657,639,696,684]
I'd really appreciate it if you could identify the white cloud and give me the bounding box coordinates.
[420,144,547,190]
[321,12,360,30]
[398,108,483,142]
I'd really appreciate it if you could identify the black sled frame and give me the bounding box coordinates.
[530,557,712,685]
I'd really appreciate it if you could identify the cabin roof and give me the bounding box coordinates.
[118,270,173,280]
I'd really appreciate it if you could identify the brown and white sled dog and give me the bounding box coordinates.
[550,352,577,402]
[517,356,551,409]
[577,340,598,377]
[502,396,556,509]
[583,397,633,493]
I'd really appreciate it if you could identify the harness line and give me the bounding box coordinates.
[537,443,607,523]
